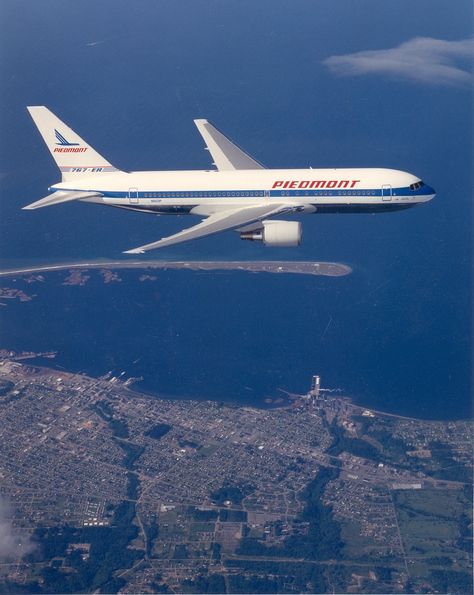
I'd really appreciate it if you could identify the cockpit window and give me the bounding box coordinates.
[410,181,424,191]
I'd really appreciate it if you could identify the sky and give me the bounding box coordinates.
[0,0,472,419]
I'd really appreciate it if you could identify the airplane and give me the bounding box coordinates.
[24,106,436,253]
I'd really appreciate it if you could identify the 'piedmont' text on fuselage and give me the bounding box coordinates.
[272,180,360,189]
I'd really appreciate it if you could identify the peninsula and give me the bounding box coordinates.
[0,260,352,278]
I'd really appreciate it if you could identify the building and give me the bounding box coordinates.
[310,375,321,398]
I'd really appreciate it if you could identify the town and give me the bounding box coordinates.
[0,358,471,594]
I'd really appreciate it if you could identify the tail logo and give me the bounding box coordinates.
[54,129,79,146]
[53,129,87,153]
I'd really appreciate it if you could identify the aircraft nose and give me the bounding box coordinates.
[424,184,436,198]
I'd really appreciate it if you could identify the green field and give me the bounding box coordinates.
[190,522,216,533]
[340,520,386,559]
[394,488,472,574]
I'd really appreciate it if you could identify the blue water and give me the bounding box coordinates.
[0,1,472,419]
[0,267,471,420]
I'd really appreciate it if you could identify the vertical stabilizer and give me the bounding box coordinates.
[27,106,120,181]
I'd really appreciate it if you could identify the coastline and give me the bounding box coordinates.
[6,355,470,423]
[0,259,352,278]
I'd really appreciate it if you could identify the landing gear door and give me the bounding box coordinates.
[382,184,392,201]
[128,188,139,204]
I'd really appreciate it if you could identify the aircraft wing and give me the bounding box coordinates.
[23,190,103,210]
[124,203,294,253]
[194,119,265,171]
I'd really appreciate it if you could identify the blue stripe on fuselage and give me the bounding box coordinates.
[56,185,432,200]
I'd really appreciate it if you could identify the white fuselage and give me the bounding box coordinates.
[25,107,436,252]
[51,167,436,217]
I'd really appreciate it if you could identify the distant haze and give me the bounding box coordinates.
[0,498,35,562]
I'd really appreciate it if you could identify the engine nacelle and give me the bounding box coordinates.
[240,220,302,247]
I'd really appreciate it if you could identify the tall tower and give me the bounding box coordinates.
[310,375,321,398]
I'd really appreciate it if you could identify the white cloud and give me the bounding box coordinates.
[0,498,35,562]
[324,37,473,87]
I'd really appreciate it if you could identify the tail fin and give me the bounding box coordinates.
[27,106,120,181]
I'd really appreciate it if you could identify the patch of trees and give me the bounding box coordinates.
[237,467,343,564]
[145,523,159,557]
[374,566,394,581]
[364,426,408,461]
[150,578,171,593]
[110,418,129,439]
[224,559,325,593]
[428,441,473,483]
[92,400,130,439]
[181,573,226,594]
[210,484,254,506]
[328,423,382,461]
[118,441,144,470]
[227,574,280,593]
[211,542,221,562]
[426,556,453,567]
[145,423,172,440]
[352,414,374,435]
[0,379,14,396]
[179,438,199,448]
[91,400,113,420]
[283,467,343,560]
[457,504,473,554]
[126,471,139,499]
[0,581,41,593]
[172,544,188,559]
[429,569,473,595]
[27,526,71,562]
[0,386,24,404]
[28,501,140,593]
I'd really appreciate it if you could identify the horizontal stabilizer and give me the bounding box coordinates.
[22,190,102,210]
[194,119,265,171]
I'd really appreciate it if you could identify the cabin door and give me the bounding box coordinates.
[381,184,392,201]
[128,188,139,204]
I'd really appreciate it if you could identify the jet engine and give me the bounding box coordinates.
[240,220,302,247]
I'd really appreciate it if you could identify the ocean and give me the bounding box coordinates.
[0,265,471,420]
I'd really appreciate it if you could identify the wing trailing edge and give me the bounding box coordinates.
[123,203,296,253]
